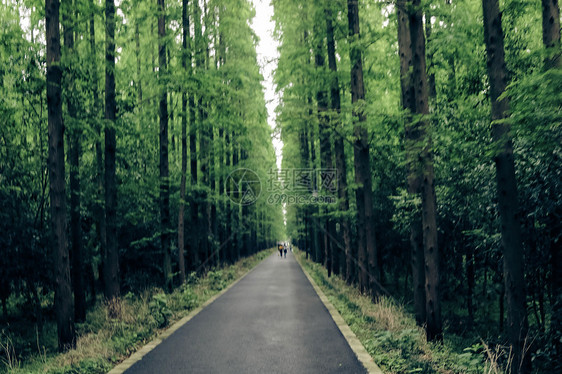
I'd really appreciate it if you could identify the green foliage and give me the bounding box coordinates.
[53,358,112,374]
[170,284,199,311]
[390,188,421,237]
[148,293,172,329]
[204,269,237,292]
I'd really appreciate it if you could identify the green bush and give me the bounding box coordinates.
[50,358,111,374]
[186,271,199,285]
[179,286,199,310]
[207,270,227,291]
[148,293,172,328]
[168,285,199,312]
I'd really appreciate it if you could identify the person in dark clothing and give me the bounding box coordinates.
[278,243,283,258]
[283,246,287,258]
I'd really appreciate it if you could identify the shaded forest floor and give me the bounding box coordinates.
[294,250,507,374]
[0,249,274,374]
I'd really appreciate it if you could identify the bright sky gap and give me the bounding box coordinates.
[250,0,282,171]
[250,0,286,227]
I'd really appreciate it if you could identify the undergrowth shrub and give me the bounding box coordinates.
[206,270,227,291]
[168,284,199,312]
[148,293,172,328]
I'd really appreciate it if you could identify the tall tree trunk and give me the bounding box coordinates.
[409,0,441,341]
[104,0,120,300]
[397,0,426,326]
[158,0,172,292]
[549,199,562,365]
[542,0,561,69]
[232,142,244,262]
[226,130,234,264]
[209,112,217,263]
[46,0,75,350]
[326,7,348,280]
[190,122,199,271]
[204,0,213,264]
[314,23,333,277]
[134,19,143,152]
[198,110,210,267]
[298,120,311,262]
[240,149,249,259]
[188,8,199,271]
[194,0,210,269]
[308,113,322,264]
[151,21,156,73]
[63,0,85,323]
[482,0,529,371]
[300,31,312,262]
[347,0,378,295]
[218,127,225,264]
[231,131,240,262]
[90,1,104,303]
[217,25,227,263]
[541,0,562,363]
[178,0,189,285]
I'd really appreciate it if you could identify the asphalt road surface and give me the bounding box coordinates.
[124,251,367,374]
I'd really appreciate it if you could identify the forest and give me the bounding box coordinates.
[275,0,560,372]
[0,0,560,372]
[1,0,284,370]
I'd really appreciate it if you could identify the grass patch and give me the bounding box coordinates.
[1,249,273,374]
[294,250,501,374]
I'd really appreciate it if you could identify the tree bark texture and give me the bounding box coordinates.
[409,0,441,341]
[482,0,530,371]
[46,0,75,350]
[326,7,349,280]
[347,0,378,295]
[62,0,85,323]
[177,0,190,284]
[397,0,426,326]
[314,25,333,278]
[90,3,105,302]
[104,0,120,300]
[158,0,172,292]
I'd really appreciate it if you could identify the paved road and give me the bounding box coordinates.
[124,252,367,374]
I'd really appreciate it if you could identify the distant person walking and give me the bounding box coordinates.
[283,246,287,258]
[278,243,283,258]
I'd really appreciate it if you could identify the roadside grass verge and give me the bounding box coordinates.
[1,249,273,374]
[295,250,498,374]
